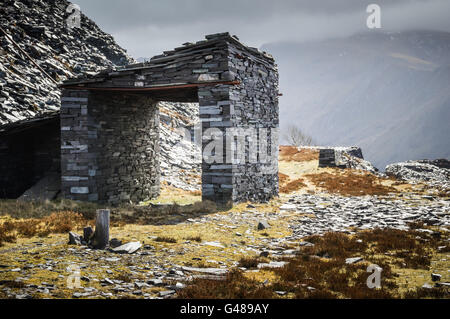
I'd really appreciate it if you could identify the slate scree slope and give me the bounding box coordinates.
[61,33,279,204]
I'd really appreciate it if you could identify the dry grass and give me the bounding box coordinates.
[302,232,367,259]
[119,200,220,225]
[0,222,17,246]
[178,227,450,299]
[279,146,319,162]
[155,236,177,243]
[0,211,88,246]
[114,272,133,283]
[305,169,398,196]
[188,190,202,196]
[278,172,290,185]
[0,199,102,220]
[177,270,275,299]
[0,197,221,229]
[279,178,307,194]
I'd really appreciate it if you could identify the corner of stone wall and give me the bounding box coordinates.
[60,89,95,201]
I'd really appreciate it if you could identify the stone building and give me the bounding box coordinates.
[1,33,280,205]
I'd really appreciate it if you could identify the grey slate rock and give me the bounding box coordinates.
[345,257,363,264]
[147,278,164,286]
[257,220,270,230]
[110,241,142,254]
[68,232,81,245]
[181,266,228,275]
[159,290,176,297]
[431,273,442,282]
[83,227,94,243]
[109,238,122,248]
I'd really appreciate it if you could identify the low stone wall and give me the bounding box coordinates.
[317,146,364,168]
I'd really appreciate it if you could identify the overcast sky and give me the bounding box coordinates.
[75,0,450,59]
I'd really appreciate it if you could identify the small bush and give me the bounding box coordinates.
[184,236,201,242]
[176,270,275,299]
[238,257,260,269]
[155,236,177,243]
[0,211,88,242]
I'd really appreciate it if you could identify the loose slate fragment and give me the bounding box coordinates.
[345,257,363,264]
[257,261,287,269]
[109,238,122,248]
[181,266,228,275]
[257,220,270,230]
[111,241,142,254]
[68,232,82,245]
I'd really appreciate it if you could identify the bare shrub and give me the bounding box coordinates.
[283,125,314,147]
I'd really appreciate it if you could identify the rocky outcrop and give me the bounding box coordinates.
[335,151,379,174]
[385,159,450,188]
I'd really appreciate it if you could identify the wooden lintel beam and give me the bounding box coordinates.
[61,81,240,92]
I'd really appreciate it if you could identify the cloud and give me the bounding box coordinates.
[74,0,450,58]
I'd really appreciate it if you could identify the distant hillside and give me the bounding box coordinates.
[263,30,450,169]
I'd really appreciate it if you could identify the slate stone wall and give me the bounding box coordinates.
[89,92,160,204]
[226,42,279,203]
[199,84,233,203]
[0,119,60,198]
[61,90,160,204]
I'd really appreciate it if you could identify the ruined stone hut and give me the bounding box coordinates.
[0,33,280,204]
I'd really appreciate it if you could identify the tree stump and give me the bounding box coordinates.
[91,209,110,249]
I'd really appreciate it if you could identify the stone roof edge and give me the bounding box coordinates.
[61,33,275,86]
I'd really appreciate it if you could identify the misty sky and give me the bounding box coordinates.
[74,0,450,59]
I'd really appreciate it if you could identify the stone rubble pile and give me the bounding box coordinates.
[336,151,379,174]
[385,159,450,190]
[302,146,379,173]
[158,101,201,191]
[280,193,449,239]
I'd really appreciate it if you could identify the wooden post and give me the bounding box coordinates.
[92,209,110,249]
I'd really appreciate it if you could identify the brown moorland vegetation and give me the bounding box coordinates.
[0,211,88,246]
[305,169,398,196]
[178,227,450,299]
[279,178,307,194]
[279,146,319,162]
